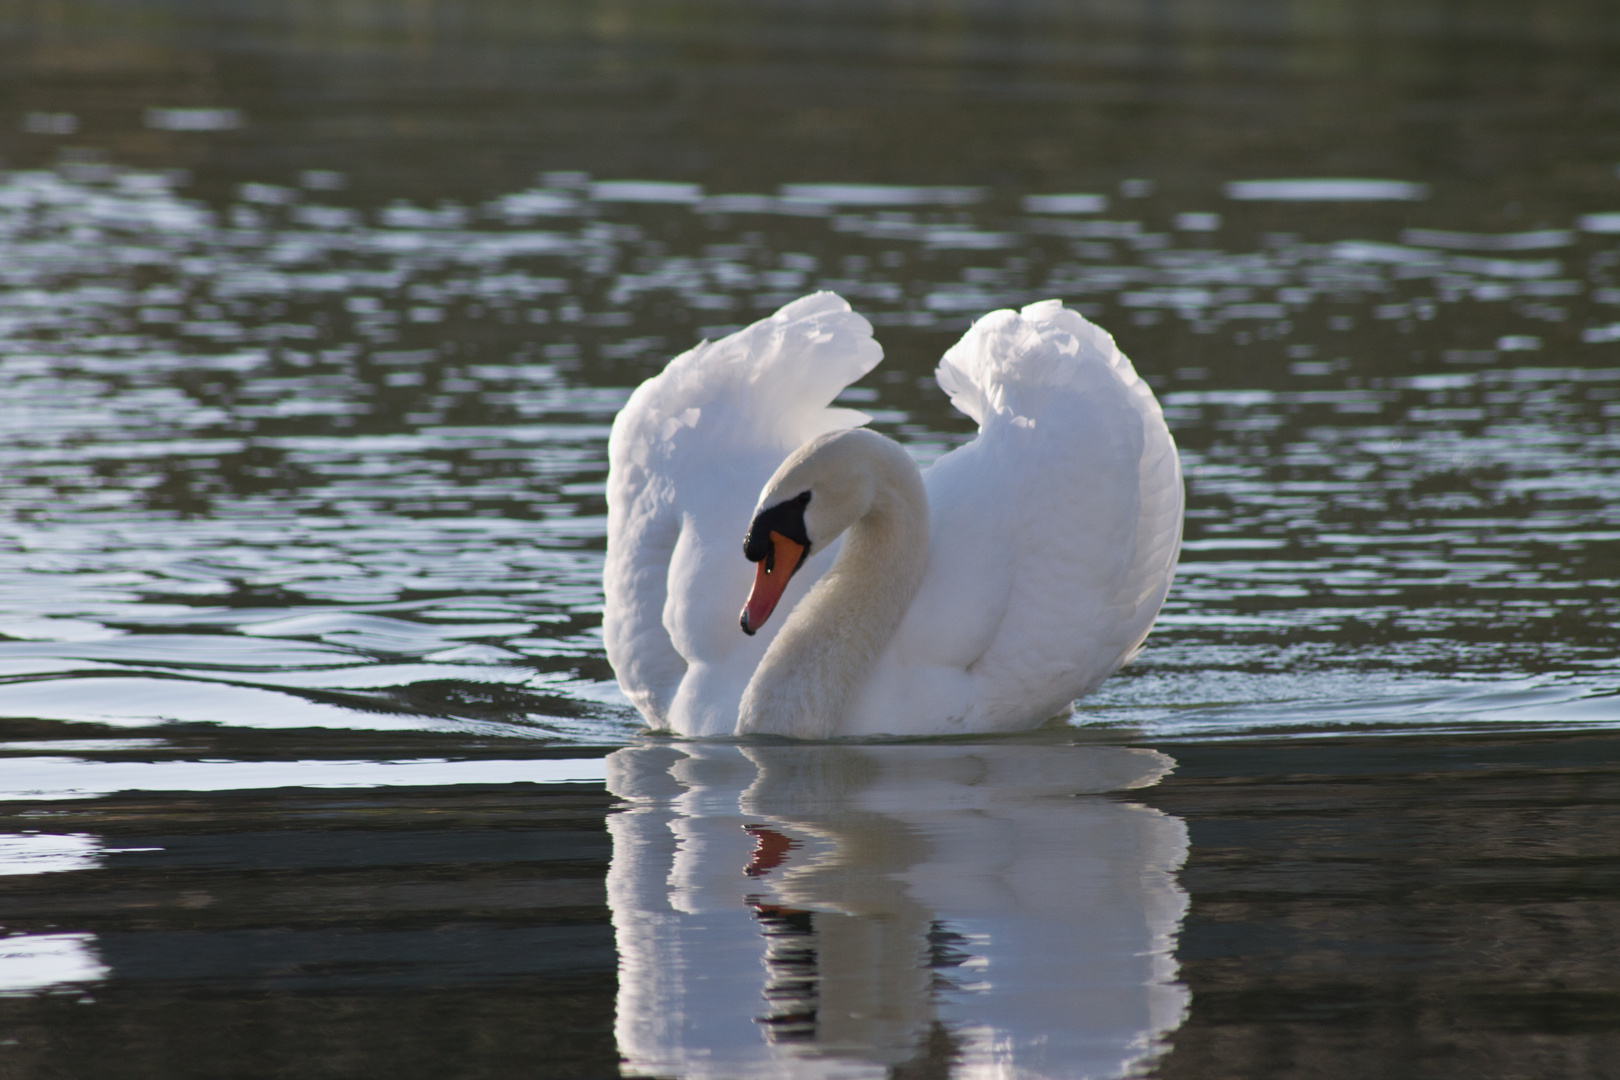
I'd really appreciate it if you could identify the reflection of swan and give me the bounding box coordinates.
[606,741,1190,1079]
[604,293,1183,737]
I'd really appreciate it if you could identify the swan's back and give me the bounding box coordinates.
[604,293,881,733]
[846,300,1183,735]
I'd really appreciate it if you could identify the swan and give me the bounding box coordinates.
[603,292,1183,738]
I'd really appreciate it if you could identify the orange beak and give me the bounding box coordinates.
[740,532,806,635]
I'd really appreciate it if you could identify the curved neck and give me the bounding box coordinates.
[738,439,928,738]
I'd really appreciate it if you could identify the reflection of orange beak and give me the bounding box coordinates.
[740,532,806,635]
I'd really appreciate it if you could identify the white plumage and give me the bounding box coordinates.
[604,292,1183,738]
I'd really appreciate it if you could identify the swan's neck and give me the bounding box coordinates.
[738,444,928,739]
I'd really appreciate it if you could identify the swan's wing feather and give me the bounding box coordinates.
[858,300,1183,733]
[604,293,882,730]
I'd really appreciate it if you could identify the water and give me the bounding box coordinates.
[0,1,1618,1076]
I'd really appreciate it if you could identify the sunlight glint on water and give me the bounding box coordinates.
[0,164,1617,739]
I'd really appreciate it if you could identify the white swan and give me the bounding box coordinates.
[604,292,1183,738]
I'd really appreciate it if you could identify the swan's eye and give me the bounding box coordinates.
[743,491,814,564]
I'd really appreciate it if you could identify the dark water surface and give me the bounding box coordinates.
[0,1,1618,1076]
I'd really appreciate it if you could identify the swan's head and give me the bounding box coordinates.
[739,429,886,635]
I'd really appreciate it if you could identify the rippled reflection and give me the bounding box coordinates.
[0,834,111,992]
[606,742,1188,1079]
[0,932,107,993]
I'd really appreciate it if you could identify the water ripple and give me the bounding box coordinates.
[0,162,1616,741]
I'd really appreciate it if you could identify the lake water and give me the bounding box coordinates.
[0,1,1617,1076]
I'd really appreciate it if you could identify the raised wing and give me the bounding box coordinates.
[848,299,1184,734]
[604,293,881,734]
